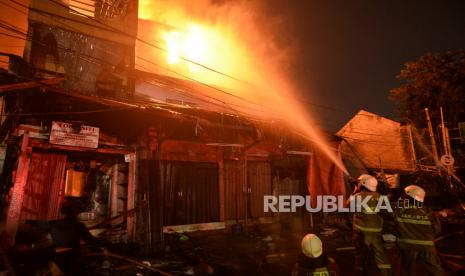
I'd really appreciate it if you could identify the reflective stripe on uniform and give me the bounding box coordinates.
[353,223,382,232]
[377,264,392,269]
[312,272,330,276]
[362,210,378,215]
[396,217,432,225]
[398,238,434,246]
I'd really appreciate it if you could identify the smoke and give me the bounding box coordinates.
[137,0,348,174]
[138,0,296,91]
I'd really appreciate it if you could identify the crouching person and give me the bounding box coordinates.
[395,185,445,276]
[27,203,102,275]
[292,233,338,276]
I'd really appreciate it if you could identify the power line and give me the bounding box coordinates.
[0,24,402,137]
[3,0,408,137]
[43,0,404,122]
[6,0,268,118]
[0,31,26,40]
[135,56,261,108]
[0,3,417,166]
[13,106,134,116]
[0,0,28,16]
[0,26,127,70]
[42,0,250,85]
[0,25,264,122]
[7,0,367,126]
[0,19,28,34]
[0,25,264,130]
[49,0,264,114]
[0,26,396,136]
[340,136,409,147]
[339,129,410,138]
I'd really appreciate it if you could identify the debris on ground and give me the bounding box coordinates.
[4,214,465,275]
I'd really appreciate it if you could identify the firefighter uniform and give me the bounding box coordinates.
[293,233,339,276]
[352,190,392,276]
[395,205,444,276]
[292,253,338,276]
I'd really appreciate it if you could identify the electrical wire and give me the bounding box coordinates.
[5,0,379,127]
[0,24,264,131]
[0,30,402,142]
[20,0,248,85]
[339,129,410,138]
[0,19,28,33]
[2,1,267,120]
[0,2,446,178]
[12,106,134,116]
[0,26,130,71]
[135,55,263,108]
[0,24,268,128]
[0,24,400,141]
[340,136,409,147]
[0,0,28,16]
[0,31,26,40]
[42,0,404,123]
[2,0,423,153]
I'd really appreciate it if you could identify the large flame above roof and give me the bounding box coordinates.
[137,0,348,175]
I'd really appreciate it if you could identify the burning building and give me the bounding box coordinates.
[0,0,346,255]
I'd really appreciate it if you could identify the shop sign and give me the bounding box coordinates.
[50,121,99,148]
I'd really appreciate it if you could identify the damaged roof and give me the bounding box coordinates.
[337,110,415,172]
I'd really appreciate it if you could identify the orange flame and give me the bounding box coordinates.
[137,0,349,175]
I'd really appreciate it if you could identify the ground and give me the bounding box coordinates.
[4,214,465,275]
[142,215,465,275]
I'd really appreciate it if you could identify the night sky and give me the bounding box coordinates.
[1,0,465,131]
[259,0,465,130]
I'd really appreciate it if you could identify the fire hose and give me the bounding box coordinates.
[82,252,173,276]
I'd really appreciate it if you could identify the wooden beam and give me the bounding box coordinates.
[126,153,136,241]
[163,222,226,233]
[0,78,64,93]
[30,141,133,155]
[218,160,225,222]
[109,164,119,219]
[5,133,30,245]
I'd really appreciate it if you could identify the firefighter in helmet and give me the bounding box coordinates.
[292,233,338,276]
[350,174,392,276]
[394,185,444,276]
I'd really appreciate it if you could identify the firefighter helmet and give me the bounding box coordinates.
[404,185,425,202]
[301,233,323,258]
[358,174,378,192]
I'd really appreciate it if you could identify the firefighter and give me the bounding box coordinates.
[27,203,102,275]
[394,185,444,276]
[292,233,338,276]
[350,174,392,276]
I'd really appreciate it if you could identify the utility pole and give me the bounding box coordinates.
[425,108,440,165]
[439,107,454,195]
[440,107,449,156]
[407,124,417,168]
[243,154,248,235]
